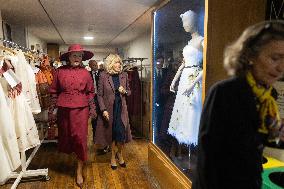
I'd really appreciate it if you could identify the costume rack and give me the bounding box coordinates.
[123,57,148,138]
[0,38,50,189]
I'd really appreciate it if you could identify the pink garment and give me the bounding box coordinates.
[49,65,95,161]
[57,106,89,162]
[49,65,95,108]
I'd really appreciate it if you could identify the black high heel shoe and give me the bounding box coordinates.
[116,153,126,168]
[111,165,118,170]
[111,158,118,170]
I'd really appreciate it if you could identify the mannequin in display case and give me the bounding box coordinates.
[167,10,203,164]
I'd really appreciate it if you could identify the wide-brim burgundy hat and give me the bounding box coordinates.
[60,44,94,61]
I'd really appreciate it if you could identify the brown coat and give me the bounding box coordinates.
[94,71,132,146]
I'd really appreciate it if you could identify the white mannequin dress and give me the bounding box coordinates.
[168,37,203,145]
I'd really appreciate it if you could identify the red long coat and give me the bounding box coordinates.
[95,71,132,146]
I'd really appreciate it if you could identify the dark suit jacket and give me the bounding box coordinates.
[89,70,100,89]
[94,71,132,146]
[193,76,265,189]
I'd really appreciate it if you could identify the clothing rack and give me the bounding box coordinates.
[0,39,50,188]
[0,38,47,57]
[9,138,49,189]
[0,38,31,52]
[124,57,148,138]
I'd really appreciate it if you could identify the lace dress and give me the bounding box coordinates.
[168,40,203,145]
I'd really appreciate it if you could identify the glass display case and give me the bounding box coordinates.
[149,0,266,188]
[152,0,205,179]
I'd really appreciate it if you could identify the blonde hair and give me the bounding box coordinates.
[105,54,123,74]
[224,20,284,76]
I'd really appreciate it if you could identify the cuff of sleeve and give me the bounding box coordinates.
[0,68,4,75]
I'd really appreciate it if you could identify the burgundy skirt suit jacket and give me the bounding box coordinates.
[49,65,95,161]
[95,71,132,146]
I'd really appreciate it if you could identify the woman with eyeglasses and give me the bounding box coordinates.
[192,20,284,189]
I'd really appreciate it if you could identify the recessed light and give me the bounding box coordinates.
[84,36,94,40]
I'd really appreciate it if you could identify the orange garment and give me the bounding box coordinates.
[40,66,54,85]
[39,55,54,85]
[35,70,48,84]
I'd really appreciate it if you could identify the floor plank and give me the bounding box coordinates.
[1,138,160,189]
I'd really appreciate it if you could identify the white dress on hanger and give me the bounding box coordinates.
[15,51,41,114]
[168,37,203,145]
[0,56,40,152]
[0,72,21,184]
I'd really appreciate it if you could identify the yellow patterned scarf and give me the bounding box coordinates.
[246,71,281,135]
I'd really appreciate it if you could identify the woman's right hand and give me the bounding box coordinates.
[103,111,109,120]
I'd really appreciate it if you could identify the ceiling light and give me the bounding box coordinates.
[84,36,94,40]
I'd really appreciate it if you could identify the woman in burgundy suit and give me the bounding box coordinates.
[48,44,96,188]
[95,54,132,169]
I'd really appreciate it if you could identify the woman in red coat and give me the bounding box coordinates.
[48,44,96,188]
[95,54,132,169]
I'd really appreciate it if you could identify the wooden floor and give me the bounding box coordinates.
[1,126,160,189]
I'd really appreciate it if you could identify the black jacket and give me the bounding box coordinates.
[89,70,100,89]
[192,76,264,189]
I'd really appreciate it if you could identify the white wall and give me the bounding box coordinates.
[122,31,151,80]
[26,27,47,53]
[60,45,115,63]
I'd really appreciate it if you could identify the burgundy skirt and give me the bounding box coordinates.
[57,106,89,161]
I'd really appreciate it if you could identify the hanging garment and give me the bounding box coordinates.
[14,51,41,114]
[168,41,203,145]
[126,67,141,117]
[0,82,21,185]
[35,69,50,110]
[0,56,40,151]
[40,55,54,85]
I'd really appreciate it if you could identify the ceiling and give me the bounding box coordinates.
[0,0,159,48]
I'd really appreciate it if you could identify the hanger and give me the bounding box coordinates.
[24,52,35,61]
[0,45,17,55]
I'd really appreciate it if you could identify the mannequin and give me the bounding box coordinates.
[168,10,203,160]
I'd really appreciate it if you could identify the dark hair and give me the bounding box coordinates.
[224,20,284,76]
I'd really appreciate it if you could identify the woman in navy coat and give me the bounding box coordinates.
[94,54,132,169]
